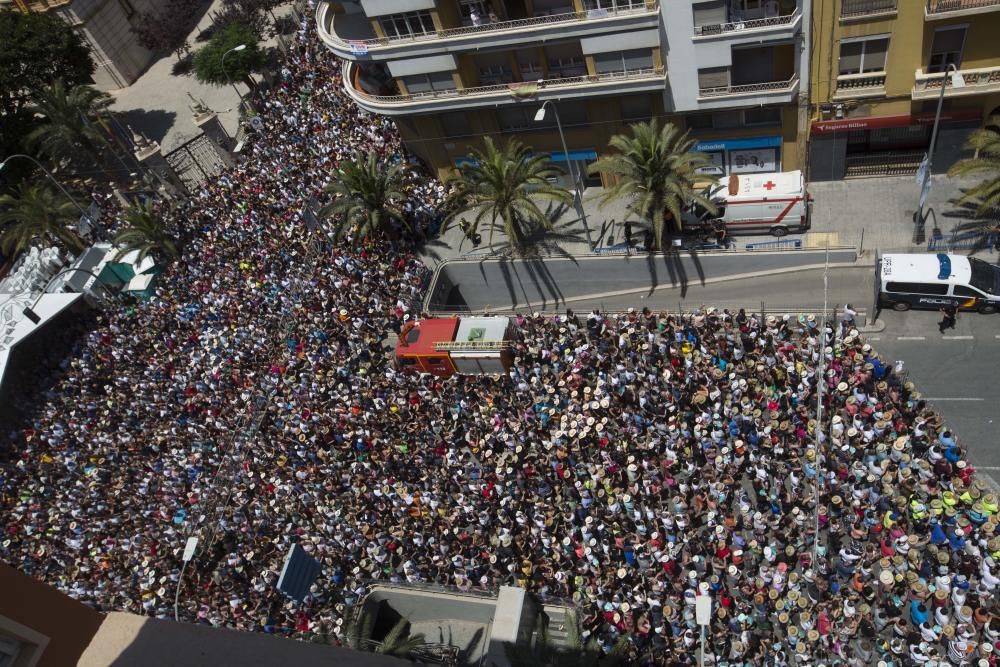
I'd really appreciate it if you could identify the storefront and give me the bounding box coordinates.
[456,149,601,190]
[692,136,783,178]
[808,111,981,181]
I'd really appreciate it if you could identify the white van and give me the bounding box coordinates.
[877,253,1000,313]
[687,170,812,237]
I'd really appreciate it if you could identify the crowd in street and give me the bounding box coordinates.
[4,3,1000,667]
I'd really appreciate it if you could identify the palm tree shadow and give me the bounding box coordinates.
[457,626,486,667]
[943,197,999,255]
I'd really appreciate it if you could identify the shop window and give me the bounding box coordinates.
[379,11,436,39]
[712,111,742,129]
[402,72,456,94]
[839,36,889,75]
[687,114,714,130]
[558,103,588,126]
[928,26,966,73]
[745,107,782,126]
[440,112,470,138]
[621,95,653,122]
[498,107,544,131]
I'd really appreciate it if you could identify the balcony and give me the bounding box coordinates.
[926,0,1000,19]
[343,61,667,116]
[316,0,660,61]
[832,72,887,100]
[693,8,802,40]
[840,0,897,20]
[697,76,799,108]
[912,66,1000,100]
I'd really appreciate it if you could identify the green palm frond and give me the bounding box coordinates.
[441,137,573,256]
[319,152,409,244]
[113,200,179,264]
[949,115,1000,218]
[589,119,717,249]
[25,78,115,168]
[0,182,85,255]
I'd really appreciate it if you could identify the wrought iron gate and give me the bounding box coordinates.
[164,133,229,189]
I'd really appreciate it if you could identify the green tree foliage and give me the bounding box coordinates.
[0,9,94,183]
[319,152,408,244]
[113,201,180,264]
[442,137,573,256]
[24,79,115,172]
[590,119,717,250]
[949,116,1000,218]
[192,23,264,87]
[0,183,85,255]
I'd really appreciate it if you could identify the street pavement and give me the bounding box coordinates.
[426,251,861,313]
[868,308,1000,477]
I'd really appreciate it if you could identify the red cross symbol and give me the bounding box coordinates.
[763,180,777,191]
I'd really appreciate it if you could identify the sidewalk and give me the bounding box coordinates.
[420,173,994,268]
[110,0,300,153]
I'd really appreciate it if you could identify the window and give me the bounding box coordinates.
[399,357,418,366]
[839,36,889,75]
[479,63,513,85]
[593,49,653,76]
[379,11,435,39]
[687,113,713,130]
[698,66,730,90]
[497,106,555,131]
[440,112,470,138]
[118,0,135,17]
[459,0,490,22]
[712,110,742,129]
[621,95,653,122]
[693,0,727,29]
[953,285,981,297]
[928,26,966,73]
[885,282,948,295]
[402,72,456,94]
[546,44,586,77]
[745,107,782,126]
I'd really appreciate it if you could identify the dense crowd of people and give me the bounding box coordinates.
[3,3,1000,666]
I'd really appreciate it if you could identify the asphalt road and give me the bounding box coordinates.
[427,250,860,313]
[868,308,1000,471]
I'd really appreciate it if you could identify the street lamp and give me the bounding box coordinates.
[916,63,965,221]
[222,44,248,109]
[0,154,97,234]
[535,101,594,248]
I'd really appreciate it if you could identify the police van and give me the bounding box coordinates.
[877,253,1000,313]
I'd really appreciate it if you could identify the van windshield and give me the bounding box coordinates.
[969,258,998,295]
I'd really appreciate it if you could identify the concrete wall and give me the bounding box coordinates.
[0,564,104,667]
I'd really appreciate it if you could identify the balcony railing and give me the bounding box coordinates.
[912,65,1000,99]
[693,9,800,37]
[833,72,887,97]
[926,0,1000,15]
[345,62,665,109]
[317,0,658,55]
[698,76,799,98]
[840,0,897,19]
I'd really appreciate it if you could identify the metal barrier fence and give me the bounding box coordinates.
[745,238,803,251]
[164,133,230,189]
[927,231,997,253]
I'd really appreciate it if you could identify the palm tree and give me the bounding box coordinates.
[24,79,116,171]
[374,617,427,659]
[0,182,85,255]
[113,201,180,264]
[589,119,717,250]
[319,152,408,244]
[947,116,1000,251]
[442,137,573,256]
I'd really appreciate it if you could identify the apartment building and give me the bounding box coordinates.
[2,0,159,90]
[318,0,811,186]
[809,0,1000,180]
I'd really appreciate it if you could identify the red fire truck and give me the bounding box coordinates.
[395,316,514,377]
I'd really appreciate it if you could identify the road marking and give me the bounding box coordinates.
[942,335,974,340]
[922,397,986,401]
[896,336,926,340]
[977,467,1000,471]
[868,336,881,341]
[995,335,1000,339]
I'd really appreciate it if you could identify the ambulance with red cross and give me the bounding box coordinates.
[688,170,812,237]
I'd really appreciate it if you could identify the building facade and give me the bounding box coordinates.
[317,0,811,185]
[809,0,1000,181]
[3,0,160,90]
